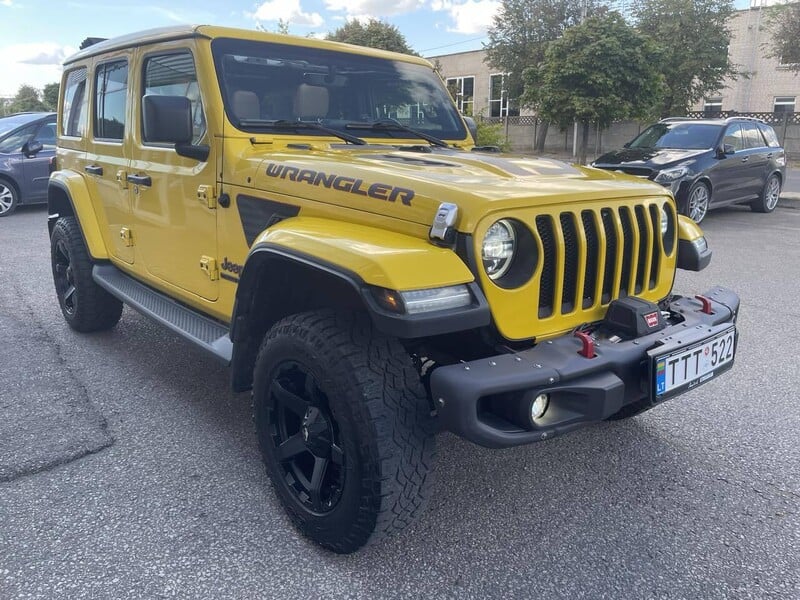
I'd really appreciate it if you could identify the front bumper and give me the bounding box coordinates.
[430,286,740,448]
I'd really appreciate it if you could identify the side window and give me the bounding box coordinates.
[0,123,37,154]
[94,60,129,141]
[34,122,57,148]
[758,123,781,148]
[62,67,88,137]
[143,52,206,145]
[723,124,744,152]
[742,123,765,149]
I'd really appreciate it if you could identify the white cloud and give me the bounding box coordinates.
[250,0,324,27]
[324,0,424,18]
[1,0,13,7]
[431,0,499,34]
[0,43,76,97]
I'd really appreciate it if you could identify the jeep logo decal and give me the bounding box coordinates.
[265,163,415,206]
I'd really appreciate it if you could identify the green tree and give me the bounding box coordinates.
[485,0,608,150]
[632,0,737,116]
[8,84,48,113]
[763,2,800,72]
[522,13,663,164]
[326,19,418,55]
[42,82,60,111]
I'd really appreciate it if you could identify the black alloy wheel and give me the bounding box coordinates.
[53,238,78,316]
[267,360,346,514]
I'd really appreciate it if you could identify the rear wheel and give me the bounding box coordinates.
[0,179,18,217]
[50,217,123,332]
[750,173,781,213]
[682,181,711,224]
[253,311,435,553]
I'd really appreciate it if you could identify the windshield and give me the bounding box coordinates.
[629,123,722,149]
[211,38,467,142]
[0,114,44,138]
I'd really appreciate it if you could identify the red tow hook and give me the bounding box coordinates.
[695,295,714,314]
[574,331,596,358]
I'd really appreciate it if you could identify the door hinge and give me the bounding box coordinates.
[199,256,219,280]
[119,227,134,247]
[116,169,128,190]
[197,185,217,209]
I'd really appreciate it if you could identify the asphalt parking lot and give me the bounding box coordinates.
[1,203,798,599]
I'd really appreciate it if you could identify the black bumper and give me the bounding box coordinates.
[430,286,740,448]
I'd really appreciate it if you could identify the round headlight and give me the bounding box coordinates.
[482,219,516,280]
[660,205,669,235]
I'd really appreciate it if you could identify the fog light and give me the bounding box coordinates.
[530,393,549,421]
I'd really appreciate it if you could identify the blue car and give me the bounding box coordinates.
[0,112,57,216]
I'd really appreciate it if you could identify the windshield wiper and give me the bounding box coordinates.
[239,119,367,145]
[345,118,449,148]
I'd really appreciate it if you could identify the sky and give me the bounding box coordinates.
[0,0,752,98]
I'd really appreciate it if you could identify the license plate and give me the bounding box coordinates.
[653,327,736,400]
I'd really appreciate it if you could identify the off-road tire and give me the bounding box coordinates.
[50,216,123,332]
[750,173,781,214]
[253,311,436,553]
[0,178,19,217]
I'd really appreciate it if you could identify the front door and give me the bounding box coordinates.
[128,48,218,301]
[712,123,748,204]
[22,119,57,202]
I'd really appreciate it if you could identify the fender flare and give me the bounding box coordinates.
[48,172,108,260]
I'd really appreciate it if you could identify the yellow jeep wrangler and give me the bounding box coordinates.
[49,25,739,553]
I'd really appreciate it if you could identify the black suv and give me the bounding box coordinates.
[592,117,786,223]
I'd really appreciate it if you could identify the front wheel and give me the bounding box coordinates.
[682,181,711,224]
[50,217,123,332]
[253,311,436,553]
[750,173,781,214]
[0,179,18,217]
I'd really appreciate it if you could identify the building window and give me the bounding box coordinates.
[446,76,474,116]
[703,97,722,115]
[774,97,796,114]
[489,74,509,117]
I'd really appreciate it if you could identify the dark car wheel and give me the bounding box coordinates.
[253,311,436,554]
[682,180,711,224]
[50,217,123,332]
[750,174,781,214]
[0,179,19,217]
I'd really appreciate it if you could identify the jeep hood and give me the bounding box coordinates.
[249,146,670,232]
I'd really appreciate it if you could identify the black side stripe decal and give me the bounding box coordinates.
[236,195,300,246]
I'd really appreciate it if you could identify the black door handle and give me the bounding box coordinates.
[84,165,103,176]
[127,174,152,186]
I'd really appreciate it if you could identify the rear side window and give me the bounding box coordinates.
[94,61,129,140]
[143,51,206,144]
[758,123,781,148]
[742,123,766,149]
[62,68,88,137]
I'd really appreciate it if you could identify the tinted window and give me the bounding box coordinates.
[0,123,37,154]
[758,123,781,148]
[143,52,206,144]
[629,123,722,149]
[723,124,744,152]
[742,123,765,149]
[63,67,88,137]
[94,61,128,140]
[211,38,467,141]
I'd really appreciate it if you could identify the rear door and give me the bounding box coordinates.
[86,55,135,264]
[741,122,770,197]
[128,47,218,301]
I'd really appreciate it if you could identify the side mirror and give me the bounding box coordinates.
[623,142,631,148]
[22,140,43,157]
[463,116,478,144]
[143,95,193,144]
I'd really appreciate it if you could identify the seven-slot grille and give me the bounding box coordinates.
[534,202,669,318]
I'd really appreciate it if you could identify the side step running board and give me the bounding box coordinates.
[93,264,233,363]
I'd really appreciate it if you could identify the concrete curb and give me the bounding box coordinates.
[779,192,800,209]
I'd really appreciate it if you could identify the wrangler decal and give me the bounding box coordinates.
[265,163,415,206]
